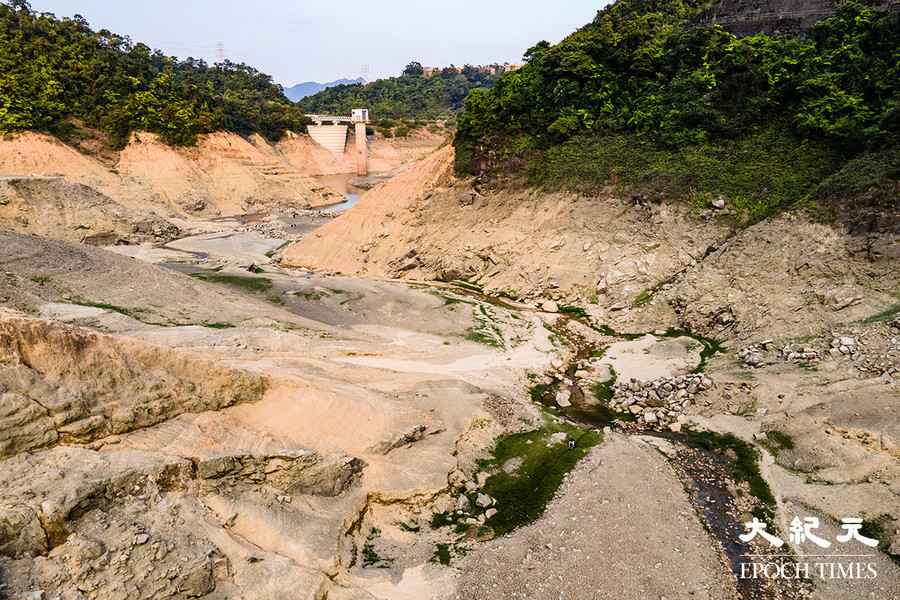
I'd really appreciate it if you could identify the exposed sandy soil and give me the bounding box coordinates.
[456,434,738,600]
[283,146,729,313]
[276,128,446,178]
[0,176,179,245]
[0,230,569,599]
[0,128,445,221]
[1,137,898,600]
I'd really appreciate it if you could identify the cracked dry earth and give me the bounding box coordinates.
[1,153,899,600]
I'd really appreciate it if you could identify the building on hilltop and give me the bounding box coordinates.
[421,63,522,78]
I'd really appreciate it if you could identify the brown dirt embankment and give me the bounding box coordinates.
[0,176,179,245]
[276,127,446,177]
[0,309,268,458]
[283,146,899,344]
[283,145,723,312]
[0,129,444,219]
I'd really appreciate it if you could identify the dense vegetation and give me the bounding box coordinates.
[455,0,899,220]
[299,62,501,122]
[0,0,308,147]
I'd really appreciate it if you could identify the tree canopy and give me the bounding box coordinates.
[0,1,308,147]
[298,64,501,121]
[454,0,899,215]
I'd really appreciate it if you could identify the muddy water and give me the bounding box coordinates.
[529,316,797,600]
[309,173,364,214]
[399,287,788,599]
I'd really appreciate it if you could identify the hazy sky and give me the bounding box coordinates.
[28,1,609,85]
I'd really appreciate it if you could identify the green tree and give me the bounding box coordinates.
[403,61,424,77]
[0,1,308,146]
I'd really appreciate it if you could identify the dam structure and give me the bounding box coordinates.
[305,109,370,175]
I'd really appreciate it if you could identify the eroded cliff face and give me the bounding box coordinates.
[283,146,899,344]
[0,177,180,246]
[0,310,269,457]
[698,0,899,36]
[0,128,445,220]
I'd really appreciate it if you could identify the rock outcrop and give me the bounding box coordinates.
[0,311,268,457]
[0,176,179,245]
[698,0,899,37]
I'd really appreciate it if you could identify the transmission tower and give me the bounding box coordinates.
[215,42,225,63]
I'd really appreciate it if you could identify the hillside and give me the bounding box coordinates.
[298,62,500,121]
[0,2,308,147]
[0,128,444,220]
[2,1,900,599]
[700,0,900,36]
[284,78,366,102]
[455,0,899,222]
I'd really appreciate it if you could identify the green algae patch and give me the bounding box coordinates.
[682,428,775,521]
[478,416,602,536]
[191,272,273,293]
[658,328,725,373]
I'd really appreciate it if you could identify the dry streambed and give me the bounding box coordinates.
[1,219,898,600]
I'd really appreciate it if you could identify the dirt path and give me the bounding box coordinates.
[455,433,737,600]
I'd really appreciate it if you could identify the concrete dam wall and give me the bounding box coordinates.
[307,124,348,155]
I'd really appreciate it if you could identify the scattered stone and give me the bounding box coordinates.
[542,300,559,313]
[738,345,767,368]
[475,493,494,509]
[608,374,712,431]
[502,457,523,474]
[548,432,568,446]
[711,197,726,210]
[370,425,428,454]
[555,388,572,408]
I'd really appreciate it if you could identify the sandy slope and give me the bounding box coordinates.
[0,129,445,219]
[281,146,458,273]
[276,128,445,177]
[282,144,725,302]
[0,176,178,245]
[283,146,899,344]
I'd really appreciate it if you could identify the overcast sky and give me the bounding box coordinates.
[28,1,608,85]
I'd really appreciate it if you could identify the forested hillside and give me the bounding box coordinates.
[0,0,308,147]
[455,0,899,221]
[299,62,500,122]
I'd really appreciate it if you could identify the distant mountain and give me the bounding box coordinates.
[284,78,365,102]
